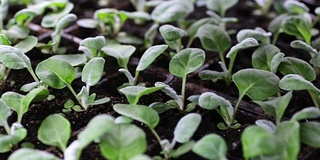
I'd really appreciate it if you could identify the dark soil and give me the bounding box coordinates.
[1,0,320,159]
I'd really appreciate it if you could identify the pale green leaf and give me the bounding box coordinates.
[82,57,105,86]
[192,134,227,160]
[174,113,201,143]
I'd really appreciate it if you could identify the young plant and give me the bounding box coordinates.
[117,44,168,86]
[192,134,227,160]
[1,87,49,123]
[0,99,27,153]
[119,85,164,105]
[79,36,106,58]
[249,0,274,16]
[159,24,187,54]
[38,14,77,54]
[196,92,240,130]
[102,44,136,70]
[35,58,109,110]
[113,104,202,159]
[231,69,279,126]
[169,48,205,111]
[199,38,259,85]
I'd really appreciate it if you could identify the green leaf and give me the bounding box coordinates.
[290,40,318,57]
[100,123,147,160]
[151,1,194,23]
[50,54,87,66]
[41,3,74,28]
[0,99,11,127]
[3,25,30,40]
[0,34,11,45]
[241,126,278,159]
[136,45,168,71]
[113,104,159,129]
[192,134,227,160]
[198,70,228,81]
[281,16,311,44]
[78,114,115,148]
[198,92,232,110]
[279,74,320,93]
[174,113,201,143]
[155,82,183,108]
[255,120,276,133]
[291,107,320,121]
[14,36,38,54]
[273,121,300,160]
[233,69,279,101]
[300,122,320,148]
[159,25,187,41]
[149,102,175,114]
[251,44,281,71]
[237,28,271,44]
[79,36,106,52]
[8,148,59,160]
[187,18,217,39]
[36,58,75,89]
[102,44,136,69]
[38,114,71,151]
[284,0,309,14]
[253,92,292,124]
[197,24,231,54]
[119,85,164,105]
[23,86,49,106]
[0,45,31,69]
[270,52,285,73]
[169,48,205,77]
[226,38,259,60]
[1,92,25,122]
[76,19,98,29]
[268,14,288,34]
[206,0,238,16]
[82,57,105,86]
[278,57,316,81]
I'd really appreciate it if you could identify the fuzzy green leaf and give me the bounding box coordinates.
[290,40,318,56]
[252,44,281,71]
[136,45,168,71]
[174,113,201,143]
[151,1,194,23]
[1,92,25,122]
[291,107,320,121]
[205,0,238,16]
[14,36,38,54]
[50,54,87,66]
[0,45,31,69]
[41,3,74,28]
[8,148,59,160]
[233,69,279,101]
[36,58,75,89]
[82,57,105,86]
[159,25,187,41]
[119,86,164,105]
[281,16,311,44]
[197,24,231,54]
[100,123,147,160]
[38,114,71,151]
[226,38,259,60]
[78,114,115,148]
[300,122,320,148]
[279,74,320,93]
[169,48,205,77]
[278,57,316,81]
[80,36,106,52]
[102,45,136,69]
[198,92,231,110]
[192,134,227,160]
[113,104,159,129]
[0,99,11,127]
[237,29,271,44]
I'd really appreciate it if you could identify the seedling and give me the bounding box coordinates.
[192,134,227,160]
[249,0,274,16]
[169,48,205,111]
[113,104,202,159]
[199,38,259,85]
[116,45,168,85]
[38,14,77,54]
[35,58,109,110]
[79,36,106,58]
[119,85,164,105]
[195,92,240,130]
[102,44,136,70]
[159,25,187,54]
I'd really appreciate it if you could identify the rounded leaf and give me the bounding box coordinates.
[279,74,320,93]
[113,104,159,129]
[278,57,316,81]
[82,57,105,86]
[174,113,201,143]
[8,148,58,160]
[169,48,205,77]
[198,92,231,110]
[233,69,279,101]
[36,58,75,89]
[0,45,31,69]
[38,114,71,151]
[192,134,227,160]
[159,25,187,41]
[136,45,168,71]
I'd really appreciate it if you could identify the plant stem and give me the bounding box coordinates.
[312,15,320,28]
[67,84,84,109]
[17,114,23,125]
[308,91,320,108]
[186,37,195,48]
[230,93,244,126]
[150,128,169,160]
[133,70,140,86]
[3,121,11,135]
[27,68,40,83]
[181,75,187,111]
[272,31,280,45]
[219,51,226,68]
[226,57,235,86]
